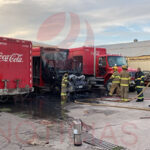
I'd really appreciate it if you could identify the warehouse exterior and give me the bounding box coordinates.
[97,40,150,71]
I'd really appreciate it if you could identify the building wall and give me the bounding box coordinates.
[127,56,150,71]
[98,40,150,57]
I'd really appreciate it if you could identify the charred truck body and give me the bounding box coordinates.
[32,47,88,95]
[69,47,105,89]
[0,37,33,98]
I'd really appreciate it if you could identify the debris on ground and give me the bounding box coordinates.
[27,138,40,145]
[140,116,150,119]
[40,120,53,128]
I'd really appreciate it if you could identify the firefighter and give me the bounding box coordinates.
[120,65,130,102]
[109,66,120,96]
[135,67,145,102]
[61,72,69,107]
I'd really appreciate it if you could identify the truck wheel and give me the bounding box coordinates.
[105,79,112,92]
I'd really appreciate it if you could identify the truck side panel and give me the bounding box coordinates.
[0,37,32,95]
[69,47,106,76]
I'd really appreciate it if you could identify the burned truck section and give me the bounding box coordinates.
[41,48,70,91]
[32,47,88,95]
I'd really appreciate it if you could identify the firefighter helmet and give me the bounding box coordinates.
[64,73,68,78]
[122,65,128,70]
[113,66,118,71]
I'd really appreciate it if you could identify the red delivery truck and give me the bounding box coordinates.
[69,46,136,91]
[0,37,33,97]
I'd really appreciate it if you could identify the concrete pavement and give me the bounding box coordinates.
[66,88,150,150]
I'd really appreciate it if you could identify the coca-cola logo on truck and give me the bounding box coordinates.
[0,52,23,63]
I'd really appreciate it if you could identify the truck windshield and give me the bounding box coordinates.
[108,56,127,67]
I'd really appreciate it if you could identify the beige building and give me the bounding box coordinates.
[97,40,150,71]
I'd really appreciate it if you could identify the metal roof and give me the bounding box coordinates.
[96,40,150,57]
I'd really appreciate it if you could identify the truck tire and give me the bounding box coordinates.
[105,79,112,92]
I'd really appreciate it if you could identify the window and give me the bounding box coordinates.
[108,56,127,67]
[99,57,106,67]
[72,56,83,73]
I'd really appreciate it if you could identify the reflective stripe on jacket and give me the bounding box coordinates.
[110,71,120,84]
[120,70,130,87]
[61,76,68,88]
[135,71,145,88]
[61,75,69,95]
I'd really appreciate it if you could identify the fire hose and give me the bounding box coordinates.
[75,82,150,112]
[129,82,150,101]
[100,81,150,102]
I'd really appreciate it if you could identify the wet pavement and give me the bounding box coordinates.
[0,90,105,150]
[1,88,150,150]
[0,91,99,150]
[0,89,105,120]
[67,88,150,150]
[0,92,62,120]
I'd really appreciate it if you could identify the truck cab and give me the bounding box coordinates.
[97,54,126,79]
[98,54,136,91]
[69,46,136,91]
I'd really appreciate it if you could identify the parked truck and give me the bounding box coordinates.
[0,37,33,101]
[32,46,136,95]
[69,46,136,92]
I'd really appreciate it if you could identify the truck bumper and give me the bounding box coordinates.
[88,77,105,88]
[0,87,34,96]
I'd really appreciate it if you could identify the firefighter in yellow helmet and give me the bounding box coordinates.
[120,65,131,102]
[109,66,120,96]
[61,73,69,107]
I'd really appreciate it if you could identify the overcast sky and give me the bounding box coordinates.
[1,0,150,48]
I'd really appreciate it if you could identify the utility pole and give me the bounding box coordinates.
[94,46,96,77]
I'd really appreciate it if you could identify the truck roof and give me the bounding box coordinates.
[70,46,106,51]
[0,36,32,45]
[32,47,69,57]
[69,46,125,57]
[101,54,122,57]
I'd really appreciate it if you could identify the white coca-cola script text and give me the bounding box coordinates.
[0,52,23,63]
